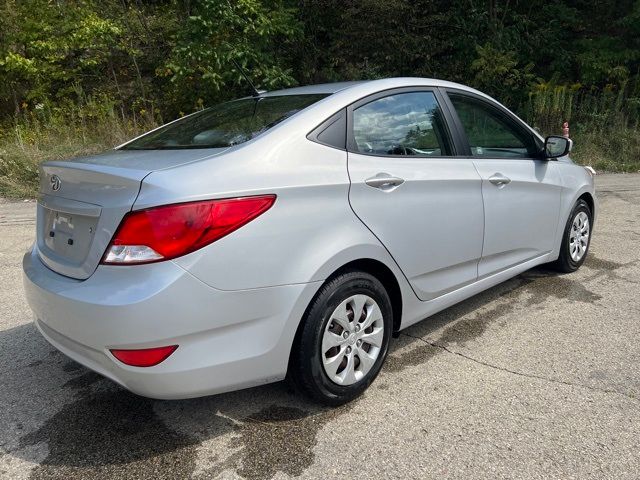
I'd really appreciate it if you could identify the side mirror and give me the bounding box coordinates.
[544,135,572,159]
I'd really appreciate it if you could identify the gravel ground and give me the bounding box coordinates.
[0,173,639,480]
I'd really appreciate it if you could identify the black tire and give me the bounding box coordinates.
[549,199,592,273]
[288,271,393,406]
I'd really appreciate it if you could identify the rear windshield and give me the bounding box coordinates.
[122,94,329,150]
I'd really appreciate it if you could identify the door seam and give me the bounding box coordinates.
[345,152,422,302]
[471,160,486,280]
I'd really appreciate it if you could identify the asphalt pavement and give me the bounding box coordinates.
[1,173,639,479]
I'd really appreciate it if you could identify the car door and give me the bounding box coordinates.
[444,90,562,277]
[347,88,484,301]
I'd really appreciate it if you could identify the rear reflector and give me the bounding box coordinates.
[110,345,178,367]
[102,195,276,264]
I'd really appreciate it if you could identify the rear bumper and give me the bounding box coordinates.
[23,248,321,399]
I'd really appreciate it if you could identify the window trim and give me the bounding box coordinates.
[345,87,461,159]
[307,109,347,150]
[442,88,544,160]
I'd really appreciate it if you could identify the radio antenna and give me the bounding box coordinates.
[231,59,261,97]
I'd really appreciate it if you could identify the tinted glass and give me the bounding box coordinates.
[122,94,328,150]
[449,93,540,158]
[352,92,452,156]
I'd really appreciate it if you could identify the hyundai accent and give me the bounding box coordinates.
[23,78,596,405]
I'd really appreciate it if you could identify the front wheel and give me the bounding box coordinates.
[288,271,393,406]
[550,199,593,273]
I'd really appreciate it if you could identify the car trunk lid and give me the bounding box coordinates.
[36,148,226,279]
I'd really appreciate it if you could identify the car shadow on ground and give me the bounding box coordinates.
[0,264,607,480]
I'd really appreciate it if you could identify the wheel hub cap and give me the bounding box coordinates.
[569,211,590,262]
[321,294,384,386]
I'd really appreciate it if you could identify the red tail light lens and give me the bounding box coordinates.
[102,195,276,264]
[110,345,178,367]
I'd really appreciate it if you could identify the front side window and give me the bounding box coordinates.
[352,91,452,156]
[448,93,540,158]
[122,94,328,150]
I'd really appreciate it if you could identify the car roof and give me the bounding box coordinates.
[260,81,368,96]
[260,78,475,97]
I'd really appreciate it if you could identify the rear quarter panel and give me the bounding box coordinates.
[135,134,402,291]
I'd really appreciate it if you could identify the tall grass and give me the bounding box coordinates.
[0,97,158,198]
[524,79,640,173]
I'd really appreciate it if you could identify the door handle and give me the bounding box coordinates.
[488,174,511,187]
[365,173,405,191]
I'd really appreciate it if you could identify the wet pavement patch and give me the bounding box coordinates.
[19,390,199,479]
[61,361,82,373]
[385,302,517,374]
[384,287,522,374]
[233,405,328,480]
[199,403,352,480]
[521,271,602,305]
[382,267,603,374]
[585,255,625,271]
[600,189,640,206]
[384,342,439,373]
[62,370,103,389]
[439,302,517,345]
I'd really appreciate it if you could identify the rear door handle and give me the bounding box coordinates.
[365,173,405,191]
[488,174,511,187]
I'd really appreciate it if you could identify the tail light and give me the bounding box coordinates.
[102,195,276,265]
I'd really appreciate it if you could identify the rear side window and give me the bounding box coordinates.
[448,93,540,158]
[351,91,452,156]
[122,94,328,150]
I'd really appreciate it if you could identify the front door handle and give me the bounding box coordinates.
[365,173,405,191]
[488,174,511,187]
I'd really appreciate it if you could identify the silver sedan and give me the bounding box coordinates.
[23,78,596,405]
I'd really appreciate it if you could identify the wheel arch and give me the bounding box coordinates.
[328,258,403,334]
[292,257,404,350]
[577,191,595,221]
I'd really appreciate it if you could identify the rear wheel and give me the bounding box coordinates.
[550,199,592,273]
[288,271,392,405]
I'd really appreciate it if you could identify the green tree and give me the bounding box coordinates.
[165,0,301,111]
[0,1,125,107]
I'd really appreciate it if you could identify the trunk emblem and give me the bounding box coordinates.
[50,175,61,191]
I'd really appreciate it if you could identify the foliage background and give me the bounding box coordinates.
[1,0,639,196]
